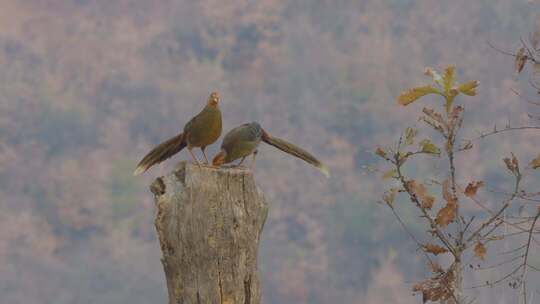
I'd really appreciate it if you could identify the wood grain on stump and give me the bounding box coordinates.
[150,162,268,304]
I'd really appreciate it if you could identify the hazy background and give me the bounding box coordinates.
[0,1,539,303]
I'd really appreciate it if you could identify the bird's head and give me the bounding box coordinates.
[207,91,220,107]
[212,150,227,166]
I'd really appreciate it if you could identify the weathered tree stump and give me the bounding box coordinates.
[150,161,268,304]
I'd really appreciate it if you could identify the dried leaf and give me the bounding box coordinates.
[424,67,444,87]
[437,179,457,227]
[504,157,514,172]
[448,106,464,130]
[423,243,448,255]
[407,180,436,210]
[404,127,418,145]
[442,179,454,204]
[383,188,398,207]
[413,269,454,303]
[503,153,520,174]
[458,80,480,96]
[375,147,387,159]
[515,47,527,74]
[474,242,487,260]
[422,107,445,123]
[464,181,484,198]
[398,86,440,106]
[442,65,456,92]
[383,168,397,180]
[419,139,441,155]
[530,154,540,169]
[435,203,456,227]
[427,260,444,273]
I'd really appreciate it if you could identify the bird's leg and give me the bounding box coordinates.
[237,156,247,167]
[188,146,201,167]
[200,146,210,164]
[250,150,258,170]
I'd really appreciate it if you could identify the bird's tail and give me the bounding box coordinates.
[133,133,186,176]
[261,130,330,177]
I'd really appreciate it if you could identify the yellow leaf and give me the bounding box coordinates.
[464,181,484,197]
[442,65,456,92]
[404,127,418,145]
[397,86,440,106]
[530,154,540,169]
[382,169,397,180]
[419,139,440,155]
[474,242,487,260]
[458,80,480,96]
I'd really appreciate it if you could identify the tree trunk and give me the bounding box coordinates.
[150,161,268,304]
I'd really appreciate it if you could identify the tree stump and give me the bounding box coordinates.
[150,161,268,304]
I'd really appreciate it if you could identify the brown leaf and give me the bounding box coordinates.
[435,203,456,227]
[515,47,527,74]
[397,86,440,106]
[448,106,464,130]
[423,243,448,255]
[427,260,444,274]
[407,180,436,210]
[441,179,456,204]
[474,242,487,260]
[412,269,454,303]
[422,107,445,124]
[503,153,520,174]
[530,154,540,169]
[375,147,387,159]
[464,181,484,198]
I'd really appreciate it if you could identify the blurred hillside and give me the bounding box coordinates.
[0,1,539,303]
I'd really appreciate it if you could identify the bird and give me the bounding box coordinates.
[133,92,222,176]
[212,122,329,177]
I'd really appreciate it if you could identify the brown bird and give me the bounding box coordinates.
[212,122,329,177]
[133,92,222,175]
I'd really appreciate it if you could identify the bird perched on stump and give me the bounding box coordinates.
[212,122,329,177]
[133,92,222,175]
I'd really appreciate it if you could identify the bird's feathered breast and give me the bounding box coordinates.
[184,105,222,146]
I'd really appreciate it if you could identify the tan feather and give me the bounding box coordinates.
[262,130,330,178]
[133,133,186,176]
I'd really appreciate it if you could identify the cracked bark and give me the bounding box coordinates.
[151,161,268,304]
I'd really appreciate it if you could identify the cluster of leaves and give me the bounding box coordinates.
[377,65,540,303]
